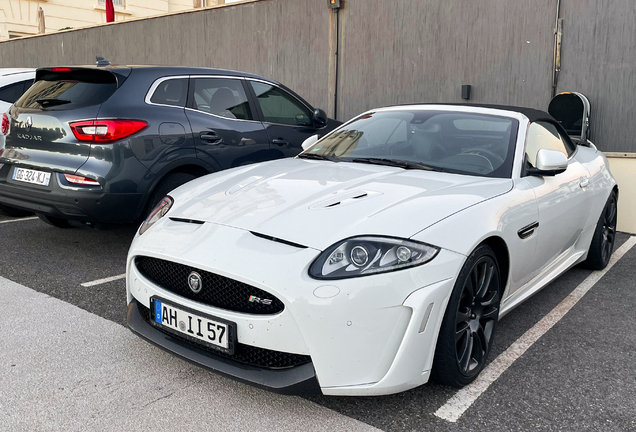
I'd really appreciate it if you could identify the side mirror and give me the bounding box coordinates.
[301,134,319,151]
[313,108,328,129]
[527,149,568,176]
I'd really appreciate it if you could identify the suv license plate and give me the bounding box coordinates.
[12,167,51,186]
[150,297,235,354]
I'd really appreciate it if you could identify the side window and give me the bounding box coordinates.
[525,121,572,167]
[249,81,312,126]
[190,78,253,120]
[0,80,31,104]
[150,78,188,107]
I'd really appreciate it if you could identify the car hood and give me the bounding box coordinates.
[168,158,513,251]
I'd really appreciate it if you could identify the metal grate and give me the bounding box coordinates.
[138,303,311,369]
[135,256,284,315]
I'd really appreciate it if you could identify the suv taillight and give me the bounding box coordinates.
[1,113,9,135]
[69,119,148,143]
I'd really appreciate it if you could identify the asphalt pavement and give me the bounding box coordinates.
[1,213,634,431]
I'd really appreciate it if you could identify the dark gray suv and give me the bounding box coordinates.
[0,63,338,227]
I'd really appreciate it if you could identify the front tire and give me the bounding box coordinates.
[431,244,501,387]
[583,191,618,270]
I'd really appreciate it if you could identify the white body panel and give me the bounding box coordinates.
[126,104,617,395]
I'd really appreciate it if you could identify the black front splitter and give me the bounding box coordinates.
[127,300,321,396]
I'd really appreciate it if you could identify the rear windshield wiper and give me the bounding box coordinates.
[297,153,341,162]
[350,157,444,171]
[36,98,71,107]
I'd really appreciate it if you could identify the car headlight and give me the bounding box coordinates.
[309,236,440,279]
[139,196,173,235]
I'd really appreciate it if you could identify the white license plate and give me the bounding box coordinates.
[12,167,51,186]
[151,297,235,354]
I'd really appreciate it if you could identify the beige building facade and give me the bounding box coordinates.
[0,0,231,40]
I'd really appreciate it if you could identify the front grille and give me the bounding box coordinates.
[135,256,284,315]
[138,303,311,369]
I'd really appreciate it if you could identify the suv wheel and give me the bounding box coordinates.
[37,214,74,228]
[146,173,197,217]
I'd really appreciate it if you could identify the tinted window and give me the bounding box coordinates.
[249,81,312,126]
[190,78,253,120]
[306,110,518,178]
[16,74,117,111]
[525,121,574,167]
[150,78,188,107]
[0,80,32,104]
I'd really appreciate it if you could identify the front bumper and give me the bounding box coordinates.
[127,299,321,394]
[126,220,465,395]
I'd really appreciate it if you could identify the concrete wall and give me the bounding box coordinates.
[0,0,331,111]
[557,0,636,154]
[336,0,556,121]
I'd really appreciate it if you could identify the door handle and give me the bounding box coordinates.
[200,132,222,144]
[272,138,289,146]
[579,179,590,189]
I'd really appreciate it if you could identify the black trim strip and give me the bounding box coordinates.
[169,217,205,225]
[518,221,539,239]
[250,231,308,249]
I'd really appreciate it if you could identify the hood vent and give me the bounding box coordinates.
[226,176,263,195]
[250,231,308,249]
[310,190,380,210]
[169,217,205,225]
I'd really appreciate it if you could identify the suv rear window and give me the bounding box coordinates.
[15,70,118,111]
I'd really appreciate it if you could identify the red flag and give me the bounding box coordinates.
[105,0,115,23]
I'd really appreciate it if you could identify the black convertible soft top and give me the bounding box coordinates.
[398,103,557,123]
[388,102,585,146]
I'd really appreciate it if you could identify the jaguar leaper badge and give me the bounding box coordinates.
[188,271,203,293]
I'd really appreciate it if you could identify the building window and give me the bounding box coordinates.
[98,0,125,6]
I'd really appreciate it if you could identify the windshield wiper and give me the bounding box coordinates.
[350,157,444,171]
[36,98,71,107]
[297,153,341,162]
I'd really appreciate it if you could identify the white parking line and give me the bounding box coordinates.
[81,273,126,287]
[0,217,38,224]
[435,236,636,423]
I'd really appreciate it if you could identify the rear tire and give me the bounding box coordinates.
[145,172,197,217]
[37,214,74,229]
[0,203,34,218]
[431,244,501,388]
[583,191,618,270]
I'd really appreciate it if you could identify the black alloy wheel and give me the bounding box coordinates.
[600,193,617,264]
[454,255,500,376]
[432,244,501,387]
[583,191,618,270]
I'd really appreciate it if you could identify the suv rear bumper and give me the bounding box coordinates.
[0,166,143,223]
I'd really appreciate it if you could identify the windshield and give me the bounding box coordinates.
[303,110,519,178]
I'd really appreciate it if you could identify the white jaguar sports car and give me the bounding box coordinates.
[126,99,617,396]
